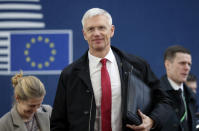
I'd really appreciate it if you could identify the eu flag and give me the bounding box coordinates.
[0,30,72,75]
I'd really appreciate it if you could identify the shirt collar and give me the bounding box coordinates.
[168,77,184,91]
[104,48,114,63]
[88,48,114,66]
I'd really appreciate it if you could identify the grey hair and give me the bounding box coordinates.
[81,8,112,28]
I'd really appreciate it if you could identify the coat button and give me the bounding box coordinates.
[175,108,179,113]
[173,123,178,127]
[86,90,90,93]
[84,110,89,115]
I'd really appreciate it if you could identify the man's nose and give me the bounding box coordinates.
[184,63,191,71]
[93,29,100,36]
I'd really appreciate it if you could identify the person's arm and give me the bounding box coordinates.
[50,72,68,131]
[38,104,52,119]
[128,59,172,130]
[143,63,172,130]
[0,113,12,131]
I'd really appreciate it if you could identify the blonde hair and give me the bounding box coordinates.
[12,71,46,101]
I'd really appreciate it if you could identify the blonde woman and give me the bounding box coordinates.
[0,72,51,131]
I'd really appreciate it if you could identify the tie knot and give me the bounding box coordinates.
[100,58,107,66]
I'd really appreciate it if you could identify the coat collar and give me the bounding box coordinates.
[36,110,50,131]
[183,84,197,102]
[74,46,129,93]
[161,75,196,102]
[75,50,93,92]
[11,106,27,130]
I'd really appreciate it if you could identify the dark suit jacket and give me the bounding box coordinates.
[160,75,197,131]
[50,46,171,131]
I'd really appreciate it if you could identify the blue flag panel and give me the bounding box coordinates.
[0,30,72,75]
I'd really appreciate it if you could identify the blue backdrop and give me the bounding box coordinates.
[0,0,199,117]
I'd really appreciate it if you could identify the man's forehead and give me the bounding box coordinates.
[174,52,191,60]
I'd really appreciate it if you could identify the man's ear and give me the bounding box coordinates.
[82,29,87,40]
[165,60,170,69]
[110,25,115,38]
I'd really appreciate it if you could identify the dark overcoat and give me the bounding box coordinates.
[50,46,172,131]
[160,75,197,131]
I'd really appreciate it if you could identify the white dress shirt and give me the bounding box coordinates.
[88,48,122,131]
[168,78,184,91]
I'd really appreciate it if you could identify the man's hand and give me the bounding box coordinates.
[126,110,154,131]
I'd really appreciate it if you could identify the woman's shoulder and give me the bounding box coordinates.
[0,111,12,130]
[37,104,52,118]
[0,110,12,122]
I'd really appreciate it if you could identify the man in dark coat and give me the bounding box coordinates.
[50,8,171,131]
[160,45,197,131]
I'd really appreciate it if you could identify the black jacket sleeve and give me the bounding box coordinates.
[50,71,69,131]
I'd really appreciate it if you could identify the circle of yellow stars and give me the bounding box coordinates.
[24,36,56,69]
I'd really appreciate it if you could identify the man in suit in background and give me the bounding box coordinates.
[186,73,199,130]
[186,73,198,94]
[160,45,197,131]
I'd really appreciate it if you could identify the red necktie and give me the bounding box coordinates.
[100,58,112,131]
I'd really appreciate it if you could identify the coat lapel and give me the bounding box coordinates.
[35,111,50,131]
[11,106,28,131]
[161,76,182,103]
[76,52,93,92]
